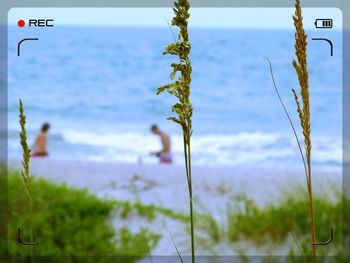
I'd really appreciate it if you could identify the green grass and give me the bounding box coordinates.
[5,170,162,262]
[193,187,348,260]
[4,168,348,262]
[114,200,189,223]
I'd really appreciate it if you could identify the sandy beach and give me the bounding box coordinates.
[8,158,342,209]
[7,158,342,255]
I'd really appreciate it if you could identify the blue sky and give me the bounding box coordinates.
[8,8,342,29]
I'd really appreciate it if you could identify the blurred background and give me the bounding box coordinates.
[7,8,342,170]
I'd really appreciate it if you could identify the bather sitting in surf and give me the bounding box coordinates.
[32,123,50,157]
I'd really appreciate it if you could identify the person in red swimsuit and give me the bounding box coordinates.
[32,123,50,157]
[150,124,173,164]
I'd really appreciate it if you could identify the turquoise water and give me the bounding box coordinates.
[8,26,342,168]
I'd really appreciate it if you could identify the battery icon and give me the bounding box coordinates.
[314,19,333,29]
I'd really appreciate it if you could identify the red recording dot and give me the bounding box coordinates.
[18,20,25,27]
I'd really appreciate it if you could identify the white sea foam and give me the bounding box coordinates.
[58,130,342,167]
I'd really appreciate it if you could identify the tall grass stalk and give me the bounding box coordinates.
[156,0,194,262]
[266,58,308,259]
[19,99,34,255]
[292,0,317,261]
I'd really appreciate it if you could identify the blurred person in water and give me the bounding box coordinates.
[150,124,173,164]
[32,123,50,157]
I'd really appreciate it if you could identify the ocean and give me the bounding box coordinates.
[7,26,342,169]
